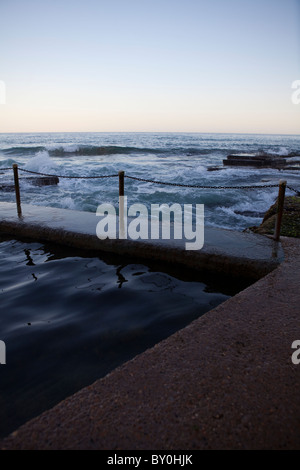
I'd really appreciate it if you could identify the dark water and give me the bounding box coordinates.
[0,235,248,439]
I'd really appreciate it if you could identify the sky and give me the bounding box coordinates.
[0,0,299,134]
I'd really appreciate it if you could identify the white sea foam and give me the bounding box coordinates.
[45,144,80,153]
[58,196,76,210]
[193,165,206,174]
[24,151,58,174]
[272,147,290,156]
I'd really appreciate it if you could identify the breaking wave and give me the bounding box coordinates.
[1,144,279,158]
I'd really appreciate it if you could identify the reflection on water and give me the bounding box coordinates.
[0,236,241,439]
[116,265,128,289]
[24,249,35,266]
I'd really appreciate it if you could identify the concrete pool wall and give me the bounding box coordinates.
[0,202,284,282]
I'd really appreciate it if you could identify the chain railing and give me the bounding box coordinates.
[17,168,119,179]
[6,166,298,193]
[1,164,299,241]
[287,185,300,195]
[124,174,281,190]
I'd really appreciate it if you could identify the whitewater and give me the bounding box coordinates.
[0,132,299,231]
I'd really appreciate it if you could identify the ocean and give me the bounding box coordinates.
[0,132,299,439]
[1,132,300,230]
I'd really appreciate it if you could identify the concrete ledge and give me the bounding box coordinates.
[0,202,283,282]
[1,237,299,450]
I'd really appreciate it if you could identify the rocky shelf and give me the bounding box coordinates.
[223,153,300,170]
[0,176,59,191]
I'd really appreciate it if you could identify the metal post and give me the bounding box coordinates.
[13,164,22,217]
[119,170,125,197]
[274,180,286,241]
[118,171,125,238]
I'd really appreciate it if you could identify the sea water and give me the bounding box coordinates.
[0,132,299,230]
[0,132,299,438]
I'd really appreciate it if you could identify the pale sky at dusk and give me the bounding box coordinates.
[0,0,299,134]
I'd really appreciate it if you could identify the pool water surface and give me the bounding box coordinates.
[0,236,240,438]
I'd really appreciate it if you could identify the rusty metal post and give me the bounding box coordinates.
[13,164,22,217]
[274,180,286,241]
[119,170,125,197]
[118,171,126,239]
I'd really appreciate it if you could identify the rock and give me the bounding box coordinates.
[223,154,287,169]
[25,176,59,186]
[207,166,224,171]
[249,196,300,238]
[0,176,59,192]
[223,152,300,170]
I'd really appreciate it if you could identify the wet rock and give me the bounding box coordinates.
[223,152,300,170]
[207,166,224,172]
[24,176,59,186]
[223,153,287,169]
[249,196,300,238]
[0,176,59,192]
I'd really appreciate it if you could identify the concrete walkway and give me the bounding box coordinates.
[0,233,299,449]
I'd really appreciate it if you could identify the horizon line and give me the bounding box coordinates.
[0,130,300,137]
